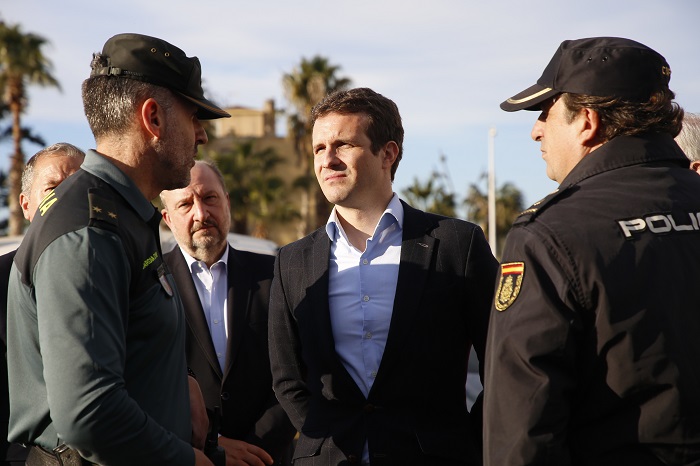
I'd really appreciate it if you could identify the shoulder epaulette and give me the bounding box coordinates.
[513,186,568,226]
[88,187,120,227]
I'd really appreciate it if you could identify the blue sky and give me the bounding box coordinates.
[3,0,700,211]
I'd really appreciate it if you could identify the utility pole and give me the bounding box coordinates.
[488,127,497,256]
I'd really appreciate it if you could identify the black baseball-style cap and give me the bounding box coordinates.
[90,33,230,120]
[500,37,672,112]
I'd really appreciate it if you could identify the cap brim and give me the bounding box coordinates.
[179,93,231,120]
[500,84,559,112]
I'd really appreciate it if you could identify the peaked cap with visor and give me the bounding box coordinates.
[90,33,230,120]
[500,37,672,112]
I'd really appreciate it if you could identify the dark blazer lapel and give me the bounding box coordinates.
[223,246,248,380]
[307,230,336,357]
[373,203,435,387]
[308,228,367,398]
[168,247,222,378]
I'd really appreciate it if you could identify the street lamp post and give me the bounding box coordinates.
[488,127,497,256]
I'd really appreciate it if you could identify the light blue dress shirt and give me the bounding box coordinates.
[182,246,229,372]
[325,194,403,398]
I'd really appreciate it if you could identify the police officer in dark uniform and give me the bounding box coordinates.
[484,37,700,466]
[7,34,229,466]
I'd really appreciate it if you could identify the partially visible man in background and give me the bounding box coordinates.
[18,143,86,224]
[0,143,85,466]
[676,112,700,173]
[161,160,295,466]
[486,37,700,466]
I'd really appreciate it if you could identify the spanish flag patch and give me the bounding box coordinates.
[495,262,525,311]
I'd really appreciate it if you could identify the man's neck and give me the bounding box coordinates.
[187,243,228,269]
[335,195,393,252]
[95,139,160,200]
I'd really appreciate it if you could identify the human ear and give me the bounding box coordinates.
[19,193,31,221]
[141,98,163,139]
[579,108,601,146]
[381,141,399,169]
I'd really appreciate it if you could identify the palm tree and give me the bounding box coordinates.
[402,173,457,217]
[210,141,298,238]
[0,22,60,236]
[465,178,525,257]
[283,56,351,236]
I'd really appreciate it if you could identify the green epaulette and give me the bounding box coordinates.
[88,187,120,227]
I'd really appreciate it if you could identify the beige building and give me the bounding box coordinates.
[204,99,309,247]
[213,99,278,139]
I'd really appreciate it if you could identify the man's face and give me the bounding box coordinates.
[161,163,231,264]
[312,112,392,209]
[154,97,209,192]
[20,153,84,222]
[531,96,587,184]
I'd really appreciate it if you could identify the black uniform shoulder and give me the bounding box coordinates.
[512,186,574,227]
[14,169,145,287]
[16,171,95,285]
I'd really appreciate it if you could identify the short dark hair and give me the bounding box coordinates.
[22,143,85,197]
[562,89,684,141]
[82,53,175,140]
[311,87,404,181]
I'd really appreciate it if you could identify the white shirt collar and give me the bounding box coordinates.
[180,244,229,273]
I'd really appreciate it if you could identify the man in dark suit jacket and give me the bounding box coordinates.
[161,160,295,466]
[268,88,499,465]
[0,143,85,465]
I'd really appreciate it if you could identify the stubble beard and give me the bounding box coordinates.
[189,221,227,257]
[154,137,196,191]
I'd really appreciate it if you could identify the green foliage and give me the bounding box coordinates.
[402,162,525,258]
[283,56,352,122]
[209,141,298,237]
[401,173,457,217]
[283,55,352,233]
[0,21,60,235]
[0,22,60,91]
[465,176,524,255]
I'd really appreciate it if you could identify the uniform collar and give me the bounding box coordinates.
[514,133,689,226]
[80,150,157,222]
[559,133,688,189]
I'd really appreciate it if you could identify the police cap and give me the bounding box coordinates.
[500,37,672,112]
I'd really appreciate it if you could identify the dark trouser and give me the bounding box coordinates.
[25,445,92,466]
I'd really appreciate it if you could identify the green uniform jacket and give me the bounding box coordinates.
[7,150,194,465]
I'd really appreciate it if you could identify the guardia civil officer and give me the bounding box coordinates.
[484,37,700,465]
[7,34,230,466]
